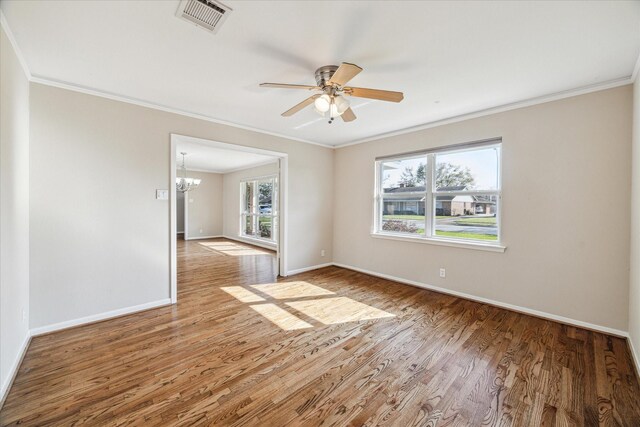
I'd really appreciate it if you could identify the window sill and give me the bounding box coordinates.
[370,232,506,253]
[237,235,277,249]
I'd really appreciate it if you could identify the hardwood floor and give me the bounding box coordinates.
[2,238,639,426]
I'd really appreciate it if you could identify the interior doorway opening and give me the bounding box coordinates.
[169,134,288,304]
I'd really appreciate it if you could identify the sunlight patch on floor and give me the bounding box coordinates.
[199,241,271,256]
[250,281,335,300]
[286,297,395,325]
[250,303,312,330]
[221,286,265,303]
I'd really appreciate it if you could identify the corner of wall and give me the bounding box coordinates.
[0,15,32,407]
[628,56,640,377]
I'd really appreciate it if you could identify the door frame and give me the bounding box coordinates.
[169,133,288,304]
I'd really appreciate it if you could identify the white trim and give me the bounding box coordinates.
[0,10,31,79]
[331,262,628,338]
[184,234,223,240]
[170,139,178,303]
[336,77,633,148]
[223,234,277,251]
[286,263,333,276]
[28,76,331,148]
[173,134,288,157]
[629,336,640,379]
[279,157,288,276]
[371,233,506,253]
[30,299,171,336]
[0,331,31,409]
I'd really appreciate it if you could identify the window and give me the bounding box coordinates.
[375,141,501,245]
[241,176,278,243]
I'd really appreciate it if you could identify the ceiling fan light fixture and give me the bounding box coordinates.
[314,94,331,113]
[334,95,350,114]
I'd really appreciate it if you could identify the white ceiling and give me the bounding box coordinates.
[175,137,277,173]
[2,1,640,147]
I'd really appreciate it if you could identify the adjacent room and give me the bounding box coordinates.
[1,1,640,425]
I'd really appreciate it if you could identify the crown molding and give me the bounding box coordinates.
[29,75,333,148]
[0,10,31,79]
[335,76,634,149]
[632,49,640,83]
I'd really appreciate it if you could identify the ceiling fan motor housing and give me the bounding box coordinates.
[315,65,339,88]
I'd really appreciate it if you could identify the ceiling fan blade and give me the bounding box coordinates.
[282,95,320,117]
[341,107,357,122]
[344,87,404,102]
[260,83,320,90]
[328,62,363,87]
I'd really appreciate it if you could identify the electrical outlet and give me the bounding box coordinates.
[439,268,446,278]
[321,249,326,257]
[199,228,203,234]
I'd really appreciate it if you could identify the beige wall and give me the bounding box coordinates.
[183,170,223,239]
[0,27,30,397]
[222,162,279,248]
[334,85,632,332]
[630,78,640,365]
[29,83,333,329]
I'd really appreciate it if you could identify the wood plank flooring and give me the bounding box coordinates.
[2,238,639,426]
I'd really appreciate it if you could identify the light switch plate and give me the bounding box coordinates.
[156,189,169,200]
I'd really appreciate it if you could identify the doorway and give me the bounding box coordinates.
[169,134,288,304]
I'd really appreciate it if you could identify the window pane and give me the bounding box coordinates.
[381,156,427,193]
[258,180,273,214]
[435,146,499,191]
[244,215,256,236]
[259,216,272,239]
[381,197,424,235]
[244,181,256,213]
[434,195,498,241]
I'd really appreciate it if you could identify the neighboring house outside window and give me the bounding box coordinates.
[374,140,502,246]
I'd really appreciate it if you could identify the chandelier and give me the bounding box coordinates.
[176,152,201,193]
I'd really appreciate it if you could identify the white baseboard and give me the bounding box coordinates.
[184,235,222,241]
[222,235,277,251]
[628,336,640,379]
[0,330,31,409]
[287,262,333,276]
[30,298,172,336]
[332,262,628,338]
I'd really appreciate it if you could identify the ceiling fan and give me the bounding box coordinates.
[260,62,404,124]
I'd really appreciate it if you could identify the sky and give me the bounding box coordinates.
[382,146,500,190]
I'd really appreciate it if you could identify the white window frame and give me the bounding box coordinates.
[373,140,505,252]
[240,175,278,244]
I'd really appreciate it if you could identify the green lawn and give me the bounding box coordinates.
[435,230,497,241]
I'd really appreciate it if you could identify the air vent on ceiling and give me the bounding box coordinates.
[176,0,232,34]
